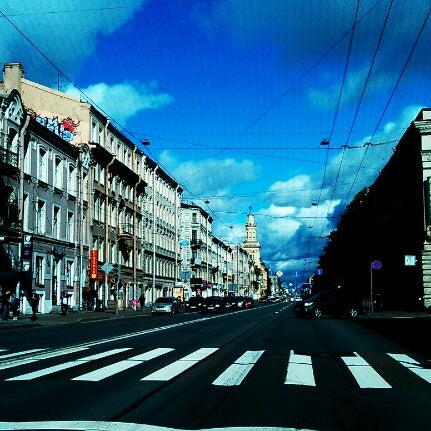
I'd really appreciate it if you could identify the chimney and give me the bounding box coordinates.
[3,62,25,93]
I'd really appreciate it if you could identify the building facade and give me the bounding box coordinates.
[1,62,269,312]
[1,63,182,311]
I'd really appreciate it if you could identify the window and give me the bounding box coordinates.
[53,156,62,190]
[36,199,46,234]
[67,211,74,242]
[68,163,76,196]
[35,255,44,285]
[53,205,61,239]
[66,260,73,287]
[38,146,48,183]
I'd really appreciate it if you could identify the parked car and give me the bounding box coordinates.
[293,289,361,319]
[201,296,226,313]
[151,297,180,315]
[223,296,238,310]
[184,296,203,312]
[244,296,254,308]
[224,295,245,310]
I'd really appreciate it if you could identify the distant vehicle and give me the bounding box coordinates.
[244,296,254,308]
[184,296,203,312]
[201,296,226,313]
[293,289,361,319]
[151,297,180,315]
[224,296,238,310]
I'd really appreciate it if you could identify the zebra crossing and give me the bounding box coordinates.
[0,346,430,389]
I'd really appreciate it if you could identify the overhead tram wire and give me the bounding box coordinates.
[370,5,431,141]
[0,7,235,232]
[310,0,360,256]
[337,0,394,216]
[314,4,431,262]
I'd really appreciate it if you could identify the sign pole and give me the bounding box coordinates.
[370,262,373,314]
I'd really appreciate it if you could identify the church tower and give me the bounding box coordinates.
[242,210,261,264]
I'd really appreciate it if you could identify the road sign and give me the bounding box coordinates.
[371,260,382,270]
[405,255,416,266]
[101,262,113,273]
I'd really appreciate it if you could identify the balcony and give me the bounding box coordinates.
[117,223,134,237]
[0,147,19,175]
[190,257,202,268]
[190,239,204,249]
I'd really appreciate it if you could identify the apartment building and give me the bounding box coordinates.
[1,62,182,311]
[1,62,268,311]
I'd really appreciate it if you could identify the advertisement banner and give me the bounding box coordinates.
[89,249,98,280]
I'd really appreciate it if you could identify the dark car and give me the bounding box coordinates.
[201,296,226,313]
[223,296,238,310]
[244,296,254,308]
[224,295,245,310]
[184,296,203,312]
[293,289,361,319]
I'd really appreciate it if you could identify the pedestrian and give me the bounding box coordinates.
[9,293,18,320]
[139,293,145,311]
[30,289,39,321]
[60,290,68,315]
[1,290,11,321]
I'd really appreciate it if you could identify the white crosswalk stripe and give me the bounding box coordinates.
[388,353,431,384]
[141,348,219,381]
[1,347,430,390]
[6,348,130,381]
[342,352,391,388]
[285,350,315,386]
[0,346,88,371]
[73,348,174,381]
[213,350,264,386]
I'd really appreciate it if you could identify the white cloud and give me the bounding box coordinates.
[161,152,261,197]
[0,0,148,82]
[64,81,174,124]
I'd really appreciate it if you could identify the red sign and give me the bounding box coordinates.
[90,249,98,280]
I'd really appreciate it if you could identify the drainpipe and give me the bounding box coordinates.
[175,185,180,290]
[152,165,158,304]
[18,112,30,299]
[133,147,141,302]
[104,154,115,306]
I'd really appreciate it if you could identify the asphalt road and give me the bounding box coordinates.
[0,302,431,431]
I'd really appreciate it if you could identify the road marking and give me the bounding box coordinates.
[342,352,391,388]
[6,348,130,381]
[213,350,264,386]
[0,349,45,360]
[285,350,315,386]
[0,420,317,430]
[0,347,89,371]
[73,348,174,381]
[388,353,431,384]
[141,348,218,381]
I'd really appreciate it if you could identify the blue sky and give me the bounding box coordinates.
[1,0,431,285]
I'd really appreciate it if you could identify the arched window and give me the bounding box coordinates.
[38,146,48,183]
[53,156,62,190]
[68,163,76,196]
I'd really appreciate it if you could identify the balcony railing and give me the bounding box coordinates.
[0,147,19,170]
[117,223,134,236]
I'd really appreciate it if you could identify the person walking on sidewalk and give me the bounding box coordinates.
[1,290,11,321]
[30,289,39,321]
[60,290,68,315]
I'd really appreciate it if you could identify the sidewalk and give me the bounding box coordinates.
[0,307,152,330]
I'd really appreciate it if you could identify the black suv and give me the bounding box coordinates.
[184,296,203,312]
[293,289,361,319]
